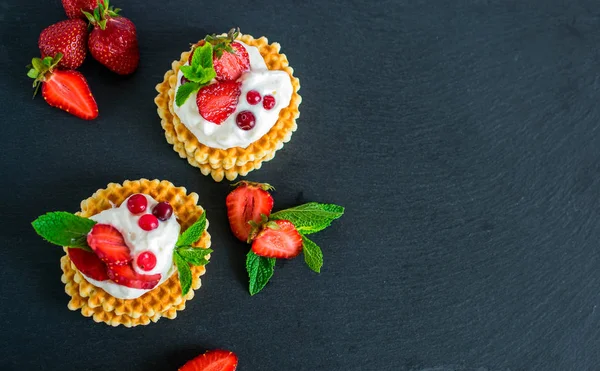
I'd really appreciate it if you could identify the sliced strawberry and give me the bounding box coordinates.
[213,42,250,82]
[226,181,274,242]
[196,81,241,124]
[87,224,131,266]
[251,220,303,259]
[106,264,161,290]
[179,349,238,371]
[41,70,98,120]
[67,247,109,281]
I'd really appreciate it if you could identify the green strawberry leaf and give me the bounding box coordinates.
[301,235,323,273]
[27,69,39,79]
[246,251,275,296]
[174,251,192,296]
[176,212,207,247]
[176,81,201,107]
[32,58,46,73]
[176,246,212,266]
[32,212,96,251]
[270,202,344,235]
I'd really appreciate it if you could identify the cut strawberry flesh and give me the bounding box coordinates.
[179,349,238,371]
[214,42,250,82]
[226,184,274,242]
[67,247,109,281]
[251,220,302,259]
[196,81,242,125]
[87,224,131,266]
[106,264,161,290]
[42,70,98,120]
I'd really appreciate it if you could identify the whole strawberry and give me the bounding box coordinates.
[83,0,139,75]
[38,19,88,70]
[61,0,97,19]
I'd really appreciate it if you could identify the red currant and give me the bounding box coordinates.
[263,95,276,110]
[152,202,173,221]
[246,90,262,105]
[236,111,256,130]
[139,214,159,231]
[137,251,157,271]
[127,194,147,214]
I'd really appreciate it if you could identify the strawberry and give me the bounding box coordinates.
[179,350,238,371]
[251,220,303,259]
[38,19,88,70]
[27,54,99,120]
[87,224,131,266]
[204,29,250,81]
[213,42,250,81]
[61,0,97,19]
[196,81,241,124]
[226,181,274,242]
[67,247,109,281]
[106,264,161,290]
[84,0,139,75]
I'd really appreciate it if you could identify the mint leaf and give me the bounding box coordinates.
[176,246,212,266]
[301,235,323,273]
[270,202,344,234]
[174,252,192,296]
[176,212,207,247]
[180,66,215,84]
[193,42,214,70]
[246,251,275,296]
[176,81,201,107]
[198,67,216,84]
[32,212,96,251]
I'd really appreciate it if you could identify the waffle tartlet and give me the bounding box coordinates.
[60,179,211,327]
[155,33,302,182]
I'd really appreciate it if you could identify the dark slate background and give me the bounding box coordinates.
[2,0,600,370]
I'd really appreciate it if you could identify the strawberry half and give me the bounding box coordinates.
[196,81,241,124]
[84,1,139,75]
[226,181,274,242]
[106,264,161,290]
[38,19,88,70]
[27,55,99,120]
[179,349,238,371]
[213,42,250,82]
[251,220,303,259]
[87,224,131,266]
[61,0,97,19]
[67,247,109,281]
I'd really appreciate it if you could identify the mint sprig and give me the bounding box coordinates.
[246,251,275,296]
[173,212,210,296]
[32,212,96,251]
[270,202,345,235]
[175,43,216,106]
[245,201,344,295]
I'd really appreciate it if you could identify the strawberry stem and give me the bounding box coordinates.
[27,53,63,98]
[82,0,121,30]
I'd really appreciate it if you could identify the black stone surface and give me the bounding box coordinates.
[2,0,600,370]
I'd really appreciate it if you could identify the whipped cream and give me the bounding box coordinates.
[173,41,293,149]
[81,194,181,300]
